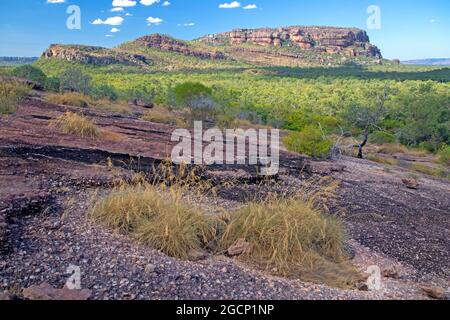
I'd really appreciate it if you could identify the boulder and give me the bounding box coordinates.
[420,285,446,300]
[226,238,250,257]
[402,178,420,190]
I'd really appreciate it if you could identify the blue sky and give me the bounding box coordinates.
[0,0,449,60]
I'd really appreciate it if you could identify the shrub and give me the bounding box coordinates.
[220,196,361,287]
[283,126,333,159]
[90,183,216,260]
[10,65,47,84]
[91,84,118,101]
[123,86,155,105]
[46,92,90,108]
[369,131,396,144]
[44,76,61,92]
[59,68,91,94]
[51,112,99,138]
[437,145,450,166]
[0,80,30,115]
[173,82,212,106]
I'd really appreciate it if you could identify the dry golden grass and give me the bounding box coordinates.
[46,92,91,108]
[94,100,132,114]
[90,181,219,260]
[219,195,361,287]
[51,112,100,138]
[367,154,399,166]
[46,93,132,114]
[219,178,361,287]
[90,164,360,287]
[142,106,188,128]
[0,79,30,115]
[377,144,428,157]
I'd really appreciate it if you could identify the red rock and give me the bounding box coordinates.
[420,285,445,300]
[22,283,92,301]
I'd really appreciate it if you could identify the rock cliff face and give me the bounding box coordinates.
[132,34,226,60]
[198,26,381,58]
[42,44,152,67]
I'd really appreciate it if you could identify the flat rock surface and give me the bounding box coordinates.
[0,97,448,299]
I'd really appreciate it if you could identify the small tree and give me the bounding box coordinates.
[59,68,91,94]
[343,86,390,159]
[173,82,216,122]
[10,65,47,85]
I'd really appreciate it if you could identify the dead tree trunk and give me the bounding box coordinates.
[358,128,369,159]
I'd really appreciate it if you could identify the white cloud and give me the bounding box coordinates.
[112,0,136,7]
[140,0,160,5]
[163,1,171,6]
[110,7,124,12]
[125,13,133,16]
[429,19,437,23]
[243,4,257,9]
[183,22,195,27]
[46,0,65,3]
[111,27,120,32]
[146,17,163,26]
[219,1,241,9]
[92,16,124,26]
[106,34,113,37]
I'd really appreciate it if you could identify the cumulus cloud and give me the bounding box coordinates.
[163,1,171,6]
[92,16,124,26]
[243,4,257,9]
[110,7,124,12]
[111,27,120,32]
[219,1,241,9]
[140,0,160,5]
[46,0,65,3]
[146,17,163,26]
[112,0,136,7]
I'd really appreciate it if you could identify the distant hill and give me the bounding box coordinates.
[38,25,386,69]
[402,58,450,66]
[0,57,38,66]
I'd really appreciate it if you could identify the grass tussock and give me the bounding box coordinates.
[51,112,100,138]
[90,181,218,260]
[220,196,361,287]
[90,167,360,287]
[46,92,91,108]
[377,144,428,157]
[367,154,399,166]
[0,79,30,115]
[409,162,448,178]
[142,106,188,128]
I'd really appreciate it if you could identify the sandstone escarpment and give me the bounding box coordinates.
[133,34,226,60]
[42,44,153,67]
[198,26,381,58]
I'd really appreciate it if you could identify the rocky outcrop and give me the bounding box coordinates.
[132,34,226,60]
[42,44,152,67]
[198,26,382,58]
